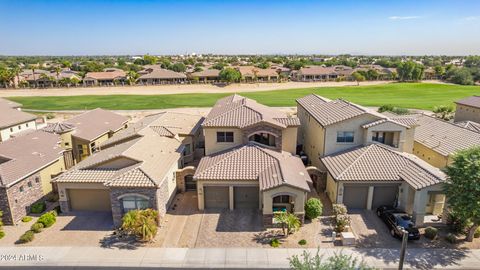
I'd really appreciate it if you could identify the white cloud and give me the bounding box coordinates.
[388,16,421,20]
[463,16,479,21]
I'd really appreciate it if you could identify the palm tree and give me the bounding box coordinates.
[54,66,62,87]
[28,64,38,88]
[127,71,139,85]
[12,66,21,88]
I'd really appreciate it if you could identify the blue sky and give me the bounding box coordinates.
[1,0,479,55]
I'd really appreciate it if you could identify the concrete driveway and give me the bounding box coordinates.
[0,211,113,246]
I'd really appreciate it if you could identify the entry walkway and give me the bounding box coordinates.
[0,246,479,269]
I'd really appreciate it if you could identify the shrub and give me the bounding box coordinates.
[270,238,280,248]
[335,215,351,233]
[22,216,33,223]
[37,212,56,228]
[289,250,375,270]
[332,204,348,217]
[305,198,323,220]
[31,222,44,233]
[298,239,307,246]
[0,231,5,239]
[378,104,395,113]
[446,233,457,244]
[45,113,55,120]
[424,227,438,240]
[19,231,35,243]
[122,209,158,242]
[474,227,480,238]
[447,212,470,234]
[30,201,46,214]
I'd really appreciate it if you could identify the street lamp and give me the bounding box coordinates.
[398,226,409,270]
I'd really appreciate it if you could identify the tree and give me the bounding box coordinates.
[433,105,454,120]
[352,71,365,86]
[434,65,445,79]
[127,71,139,85]
[396,61,424,81]
[170,62,186,73]
[255,62,270,69]
[219,68,241,83]
[444,147,480,242]
[274,212,300,235]
[143,55,158,65]
[122,209,158,242]
[212,62,226,70]
[289,250,375,270]
[446,67,474,85]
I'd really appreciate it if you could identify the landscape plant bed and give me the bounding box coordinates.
[7,83,480,111]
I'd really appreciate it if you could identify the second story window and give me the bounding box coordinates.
[337,131,354,143]
[217,132,234,143]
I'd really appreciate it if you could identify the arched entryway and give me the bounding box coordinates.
[272,194,294,213]
[184,175,196,191]
[248,132,277,147]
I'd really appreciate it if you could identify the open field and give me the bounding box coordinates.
[7,83,480,111]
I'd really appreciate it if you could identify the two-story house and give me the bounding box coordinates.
[193,94,312,225]
[0,98,38,142]
[297,94,446,226]
[54,112,203,227]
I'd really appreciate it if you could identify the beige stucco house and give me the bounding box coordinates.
[54,112,203,227]
[0,130,65,224]
[0,98,38,142]
[193,94,312,225]
[454,96,480,123]
[297,94,446,225]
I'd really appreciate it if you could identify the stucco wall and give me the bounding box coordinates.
[0,120,36,142]
[262,186,307,215]
[325,173,338,203]
[39,158,66,195]
[204,128,243,155]
[281,126,298,154]
[412,141,450,168]
[297,105,326,168]
[454,104,480,123]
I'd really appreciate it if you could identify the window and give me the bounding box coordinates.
[18,125,21,130]
[26,123,29,127]
[249,133,276,147]
[372,132,385,144]
[216,132,234,143]
[10,128,13,132]
[273,195,290,204]
[19,186,24,192]
[90,142,98,153]
[65,142,70,146]
[184,144,192,156]
[121,196,150,213]
[35,177,40,183]
[336,131,354,143]
[27,181,32,188]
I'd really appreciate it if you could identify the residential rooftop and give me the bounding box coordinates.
[321,143,445,190]
[203,94,300,129]
[455,95,480,109]
[0,102,37,129]
[194,143,311,191]
[0,130,63,187]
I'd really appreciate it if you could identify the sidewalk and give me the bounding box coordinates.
[1,247,480,269]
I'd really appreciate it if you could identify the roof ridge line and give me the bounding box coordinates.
[203,97,245,125]
[194,145,247,178]
[422,113,480,134]
[336,144,375,180]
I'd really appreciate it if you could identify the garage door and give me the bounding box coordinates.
[342,185,369,210]
[372,185,399,209]
[68,189,111,212]
[234,187,259,209]
[204,186,229,209]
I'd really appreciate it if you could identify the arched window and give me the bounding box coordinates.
[121,195,150,213]
[248,132,276,147]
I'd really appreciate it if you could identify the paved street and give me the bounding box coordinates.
[0,246,479,269]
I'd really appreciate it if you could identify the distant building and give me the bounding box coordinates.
[454,96,480,123]
[83,69,126,86]
[0,98,38,142]
[138,67,187,85]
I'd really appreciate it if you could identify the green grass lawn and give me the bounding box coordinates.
[6,83,480,111]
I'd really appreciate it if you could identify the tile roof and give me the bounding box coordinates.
[0,102,37,129]
[139,68,186,79]
[298,66,338,76]
[0,130,63,187]
[362,118,412,129]
[190,69,220,78]
[194,143,311,191]
[236,66,279,77]
[410,114,480,156]
[455,121,480,133]
[64,108,128,141]
[203,94,299,129]
[42,122,76,134]
[84,70,126,81]
[321,144,445,190]
[55,112,202,188]
[455,96,480,108]
[297,94,385,127]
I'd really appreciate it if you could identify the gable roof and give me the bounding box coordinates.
[63,109,128,141]
[409,114,480,156]
[321,144,445,190]
[0,98,22,109]
[84,70,126,81]
[455,96,480,109]
[296,94,385,127]
[203,94,300,129]
[0,130,63,187]
[190,69,220,78]
[194,143,311,191]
